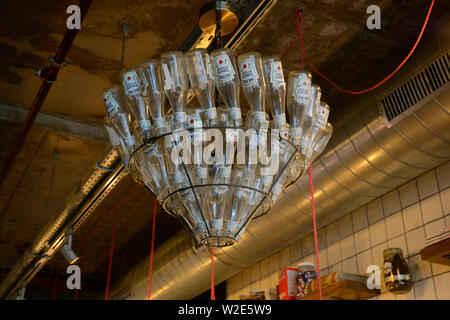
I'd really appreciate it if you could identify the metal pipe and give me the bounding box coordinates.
[0,0,93,192]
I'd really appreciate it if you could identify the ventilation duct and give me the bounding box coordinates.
[111,49,450,300]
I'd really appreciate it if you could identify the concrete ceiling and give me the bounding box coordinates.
[0,0,448,298]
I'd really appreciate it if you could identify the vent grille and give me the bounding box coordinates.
[382,52,450,122]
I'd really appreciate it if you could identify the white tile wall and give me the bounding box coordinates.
[385,211,404,239]
[226,163,450,300]
[403,204,423,232]
[417,170,439,200]
[367,198,384,224]
[420,194,443,223]
[399,180,419,208]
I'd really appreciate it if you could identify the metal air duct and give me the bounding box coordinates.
[111,46,450,299]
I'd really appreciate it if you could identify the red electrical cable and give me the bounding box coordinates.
[292,7,323,300]
[147,198,158,300]
[210,247,215,300]
[308,165,323,300]
[285,1,434,95]
[104,205,118,300]
[51,266,59,300]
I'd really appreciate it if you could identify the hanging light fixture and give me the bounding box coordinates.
[101,2,333,247]
[59,228,79,265]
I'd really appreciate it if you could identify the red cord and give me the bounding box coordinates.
[147,198,158,300]
[295,8,305,71]
[210,247,215,300]
[104,205,118,300]
[308,165,323,300]
[285,1,434,95]
[51,266,59,300]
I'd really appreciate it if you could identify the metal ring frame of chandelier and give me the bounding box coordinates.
[127,126,305,247]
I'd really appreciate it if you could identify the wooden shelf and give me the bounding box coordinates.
[420,237,450,266]
[300,279,380,300]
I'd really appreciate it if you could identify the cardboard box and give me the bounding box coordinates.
[278,267,297,300]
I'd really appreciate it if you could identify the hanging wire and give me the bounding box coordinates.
[147,198,158,300]
[215,8,223,48]
[45,150,59,213]
[282,2,435,95]
[210,247,215,300]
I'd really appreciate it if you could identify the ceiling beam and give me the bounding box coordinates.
[0,101,108,142]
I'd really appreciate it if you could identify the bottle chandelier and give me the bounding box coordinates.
[102,48,332,247]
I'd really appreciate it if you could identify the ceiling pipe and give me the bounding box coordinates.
[0,0,93,192]
[112,86,450,300]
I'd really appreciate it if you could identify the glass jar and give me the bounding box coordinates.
[296,262,316,298]
[383,248,412,294]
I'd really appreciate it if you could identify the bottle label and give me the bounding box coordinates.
[290,127,302,139]
[272,183,283,195]
[218,166,231,178]
[211,218,223,230]
[123,135,136,147]
[174,112,187,123]
[206,54,214,80]
[103,92,119,117]
[316,105,329,129]
[293,74,311,105]
[144,143,158,157]
[180,189,195,202]
[253,111,266,123]
[139,119,151,131]
[204,107,217,120]
[213,54,235,83]
[105,126,121,146]
[273,113,286,126]
[226,128,239,143]
[161,63,174,90]
[229,107,242,120]
[300,137,308,152]
[138,69,149,95]
[384,274,411,283]
[195,167,208,179]
[270,61,285,89]
[153,117,165,128]
[239,57,258,87]
[122,71,141,96]
[173,172,184,183]
[192,54,208,85]
[279,130,290,153]
[214,185,228,194]
[225,220,239,233]
[261,175,273,186]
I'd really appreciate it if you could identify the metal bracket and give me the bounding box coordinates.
[48,56,68,68]
[96,161,115,172]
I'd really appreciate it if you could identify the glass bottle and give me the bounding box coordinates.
[102,85,136,153]
[262,56,286,129]
[286,71,312,146]
[138,59,167,136]
[238,52,266,128]
[383,248,412,294]
[160,51,189,129]
[120,67,152,141]
[299,84,321,156]
[210,48,242,127]
[185,49,217,126]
